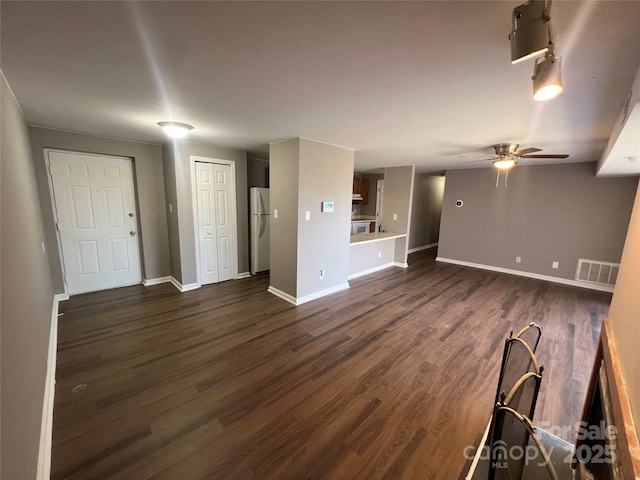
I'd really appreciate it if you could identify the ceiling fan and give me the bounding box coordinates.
[460,143,569,186]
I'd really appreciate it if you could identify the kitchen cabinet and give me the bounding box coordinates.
[353,178,370,204]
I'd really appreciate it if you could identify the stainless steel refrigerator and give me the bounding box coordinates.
[250,187,270,274]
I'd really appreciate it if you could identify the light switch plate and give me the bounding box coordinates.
[305,211,311,221]
[274,209,278,219]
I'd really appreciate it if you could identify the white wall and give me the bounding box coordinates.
[269,139,300,297]
[607,182,640,430]
[269,138,354,303]
[1,74,55,479]
[381,165,415,265]
[296,138,354,299]
[163,140,248,284]
[438,163,637,280]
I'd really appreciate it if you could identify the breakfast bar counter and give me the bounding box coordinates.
[348,232,407,279]
[349,231,406,245]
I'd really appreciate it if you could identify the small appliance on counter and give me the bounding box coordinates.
[351,220,371,235]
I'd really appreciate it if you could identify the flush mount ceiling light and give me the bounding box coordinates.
[532,52,563,101]
[509,0,551,64]
[157,121,193,139]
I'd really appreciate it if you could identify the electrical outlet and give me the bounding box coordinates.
[169,204,173,213]
[305,211,310,221]
[41,242,46,252]
[552,261,559,269]
[274,209,278,219]
[378,251,382,258]
[319,270,325,279]
[393,213,398,220]
[516,256,521,263]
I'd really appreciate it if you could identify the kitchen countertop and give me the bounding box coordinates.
[351,215,376,222]
[350,232,406,245]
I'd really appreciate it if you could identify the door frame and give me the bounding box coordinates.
[44,148,143,296]
[190,155,239,286]
[375,179,384,232]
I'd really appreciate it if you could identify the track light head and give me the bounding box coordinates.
[532,53,563,101]
[509,0,550,64]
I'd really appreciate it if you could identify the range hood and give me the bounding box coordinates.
[352,193,363,201]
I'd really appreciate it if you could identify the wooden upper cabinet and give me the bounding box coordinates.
[353,177,362,195]
[361,178,369,204]
[353,177,369,204]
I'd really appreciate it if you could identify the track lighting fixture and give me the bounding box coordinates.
[509,0,551,64]
[509,0,563,101]
[532,52,563,101]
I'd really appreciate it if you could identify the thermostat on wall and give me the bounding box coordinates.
[322,201,334,213]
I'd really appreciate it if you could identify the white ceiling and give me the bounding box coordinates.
[2,1,639,174]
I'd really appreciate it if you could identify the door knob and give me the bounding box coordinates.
[130,231,137,236]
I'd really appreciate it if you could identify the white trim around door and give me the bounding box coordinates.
[45,149,143,295]
[190,156,239,286]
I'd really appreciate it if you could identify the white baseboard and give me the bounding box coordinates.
[143,276,172,286]
[169,276,201,293]
[408,242,438,254]
[435,257,615,293]
[267,286,298,305]
[54,293,69,302]
[393,262,409,268]
[268,282,350,306]
[296,283,350,305]
[37,296,60,480]
[236,272,251,279]
[348,262,394,280]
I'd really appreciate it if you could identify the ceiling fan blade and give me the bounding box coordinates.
[458,157,495,165]
[521,154,570,159]
[514,147,542,156]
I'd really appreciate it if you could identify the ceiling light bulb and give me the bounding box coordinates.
[494,158,517,169]
[532,54,563,101]
[158,121,193,139]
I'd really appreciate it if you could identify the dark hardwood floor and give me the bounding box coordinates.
[52,249,611,479]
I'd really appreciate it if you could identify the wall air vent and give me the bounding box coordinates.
[575,259,620,287]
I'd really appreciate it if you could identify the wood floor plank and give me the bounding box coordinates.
[51,249,610,479]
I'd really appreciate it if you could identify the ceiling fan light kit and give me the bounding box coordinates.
[493,157,517,169]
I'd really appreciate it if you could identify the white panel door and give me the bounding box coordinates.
[48,151,142,294]
[213,164,234,282]
[195,162,219,285]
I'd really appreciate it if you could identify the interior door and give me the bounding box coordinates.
[195,161,235,285]
[213,164,234,282]
[48,150,142,294]
[195,162,219,285]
